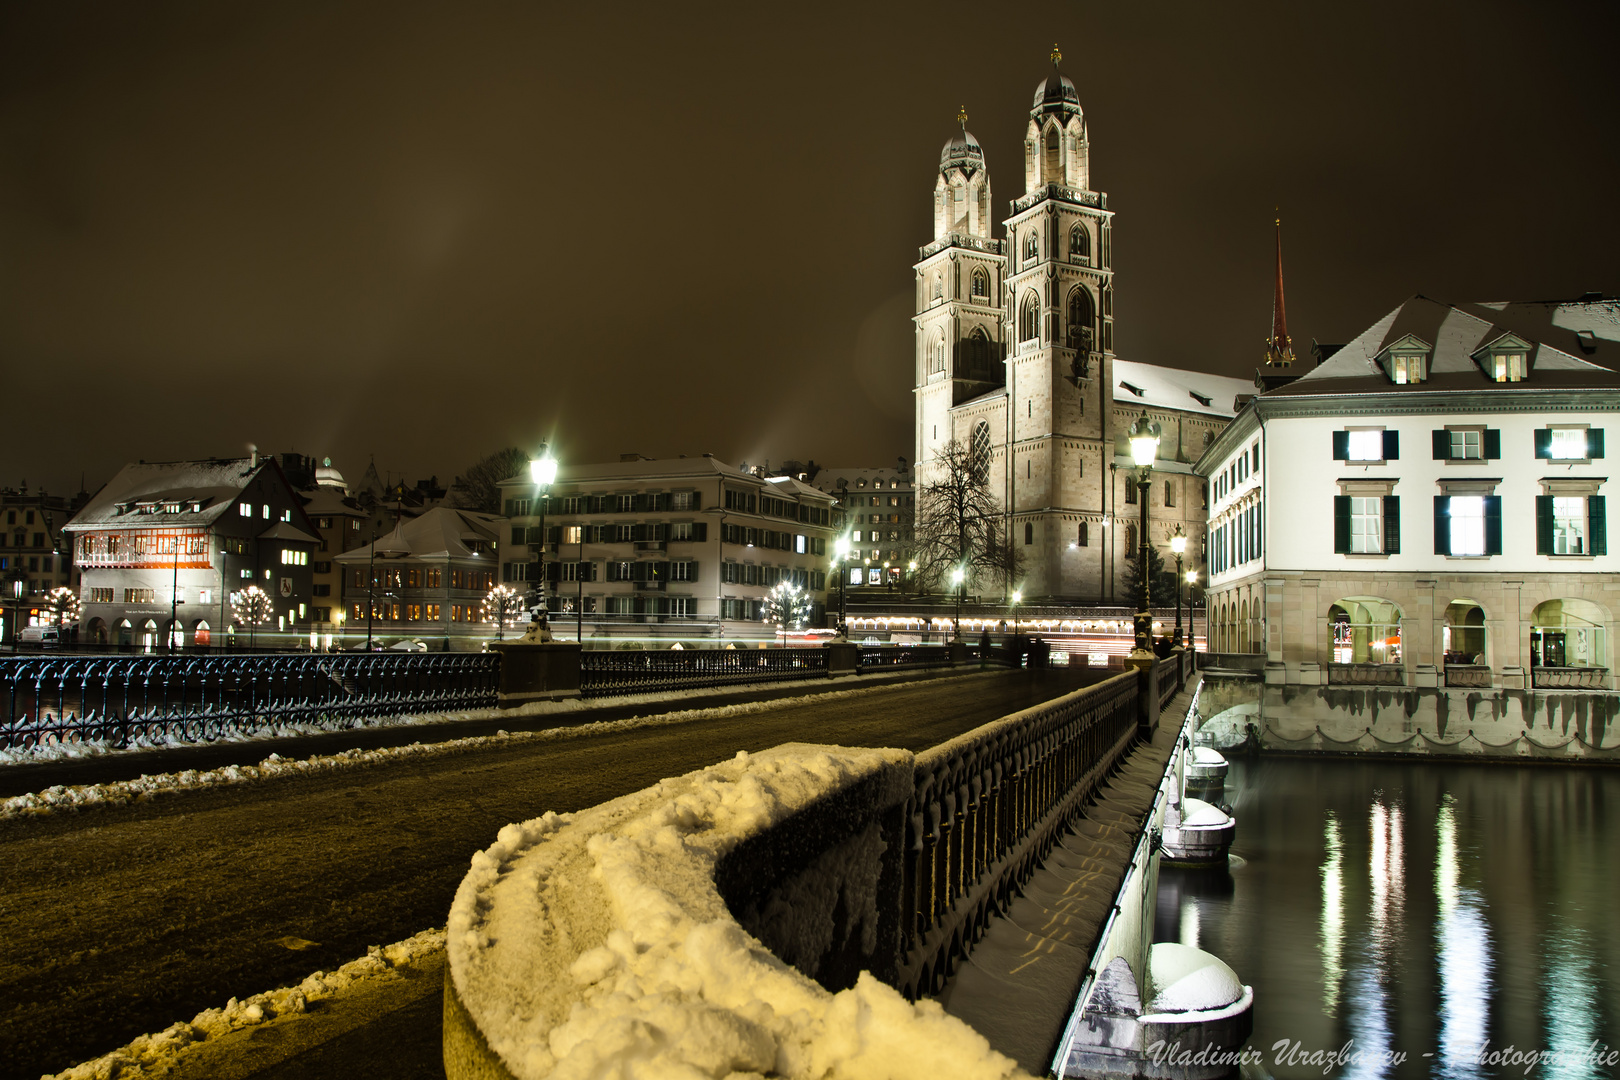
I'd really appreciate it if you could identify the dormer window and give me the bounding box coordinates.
[163,501,181,514]
[1493,352,1526,382]
[1377,334,1430,384]
[1391,351,1426,384]
[1472,333,1532,383]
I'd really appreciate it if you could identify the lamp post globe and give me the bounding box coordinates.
[1126,412,1161,665]
[526,444,558,641]
[833,535,851,636]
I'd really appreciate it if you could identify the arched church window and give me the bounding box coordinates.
[1078,522,1089,547]
[971,421,992,482]
[1044,126,1061,179]
[1070,224,1090,263]
[1024,522,1034,546]
[1022,230,1038,263]
[1019,293,1040,342]
[931,272,943,301]
[1067,287,1094,352]
[1125,522,1136,552]
[962,326,991,373]
[971,268,988,299]
[930,333,946,375]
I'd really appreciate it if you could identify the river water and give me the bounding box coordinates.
[1154,757,1620,1079]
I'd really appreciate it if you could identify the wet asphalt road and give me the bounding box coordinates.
[0,667,1099,1080]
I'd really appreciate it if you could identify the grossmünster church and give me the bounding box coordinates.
[914,48,1252,603]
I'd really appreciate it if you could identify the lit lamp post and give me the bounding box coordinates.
[951,565,965,641]
[1185,569,1198,652]
[1127,412,1161,664]
[1170,529,1186,648]
[8,577,23,653]
[1010,589,1022,635]
[833,536,850,637]
[332,607,345,652]
[525,444,558,641]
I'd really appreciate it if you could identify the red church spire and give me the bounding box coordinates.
[1265,216,1296,367]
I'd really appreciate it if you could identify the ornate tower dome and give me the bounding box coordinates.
[1025,45,1089,193]
[315,456,348,491]
[934,107,993,241]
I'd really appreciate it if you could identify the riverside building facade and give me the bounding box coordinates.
[498,455,836,646]
[1200,294,1618,689]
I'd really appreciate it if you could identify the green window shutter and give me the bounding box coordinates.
[1383,496,1401,555]
[546,561,561,583]
[1332,431,1349,460]
[1334,495,1351,553]
[1434,497,1450,555]
[1484,496,1502,555]
[1382,430,1400,460]
[1432,430,1450,459]
[511,526,527,545]
[1536,495,1554,555]
[694,522,708,542]
[1534,429,1552,458]
[691,492,701,511]
[1589,496,1606,556]
[548,525,562,543]
[1484,429,1501,459]
[1589,428,1605,459]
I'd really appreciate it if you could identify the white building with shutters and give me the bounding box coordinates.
[1199,293,1618,690]
[913,52,1252,603]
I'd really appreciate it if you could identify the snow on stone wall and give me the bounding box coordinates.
[447,744,1034,1080]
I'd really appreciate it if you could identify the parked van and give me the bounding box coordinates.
[19,626,63,648]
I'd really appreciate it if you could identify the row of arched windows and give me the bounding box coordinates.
[1013,222,1099,265]
[1017,285,1099,347]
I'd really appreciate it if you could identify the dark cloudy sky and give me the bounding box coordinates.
[3,1,1616,497]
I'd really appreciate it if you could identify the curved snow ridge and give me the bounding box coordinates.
[1,676,977,822]
[45,927,447,1080]
[447,744,1032,1080]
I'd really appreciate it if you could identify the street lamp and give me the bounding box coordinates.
[1170,529,1186,647]
[8,577,23,653]
[526,444,558,640]
[1185,568,1199,652]
[1010,588,1022,635]
[1127,412,1161,663]
[951,565,965,641]
[833,535,851,636]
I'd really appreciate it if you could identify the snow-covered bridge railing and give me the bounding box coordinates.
[0,651,499,750]
[445,657,1191,1079]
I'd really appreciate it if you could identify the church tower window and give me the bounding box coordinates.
[1019,293,1040,343]
[930,333,947,374]
[971,268,988,299]
[1044,126,1061,181]
[1067,287,1094,352]
[1070,224,1090,263]
[1023,230,1038,263]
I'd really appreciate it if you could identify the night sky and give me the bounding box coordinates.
[3,2,1617,498]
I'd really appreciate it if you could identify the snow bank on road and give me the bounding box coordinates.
[46,927,447,1080]
[448,745,1030,1080]
[1,675,987,822]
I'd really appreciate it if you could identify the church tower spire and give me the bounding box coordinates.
[1264,217,1296,367]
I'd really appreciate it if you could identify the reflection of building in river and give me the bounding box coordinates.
[1199,294,1618,690]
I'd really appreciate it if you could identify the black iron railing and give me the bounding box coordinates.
[898,671,1139,997]
[579,647,829,697]
[0,652,500,750]
[859,645,956,670]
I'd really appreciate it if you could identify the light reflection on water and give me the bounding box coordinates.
[1153,759,1619,1079]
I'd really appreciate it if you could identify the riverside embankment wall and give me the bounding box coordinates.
[1199,676,1620,761]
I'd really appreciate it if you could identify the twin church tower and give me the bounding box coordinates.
[912,49,1236,603]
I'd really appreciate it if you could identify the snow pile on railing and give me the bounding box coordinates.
[447,744,1033,1080]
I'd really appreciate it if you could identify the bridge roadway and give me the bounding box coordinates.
[0,666,1100,1080]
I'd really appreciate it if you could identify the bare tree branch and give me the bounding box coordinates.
[912,439,1020,596]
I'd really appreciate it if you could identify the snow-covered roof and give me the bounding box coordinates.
[764,475,836,502]
[334,506,500,563]
[299,486,363,517]
[256,521,321,545]
[497,455,754,490]
[1111,359,1255,419]
[65,458,264,531]
[1266,294,1620,397]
